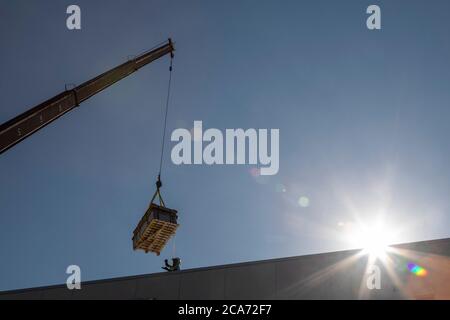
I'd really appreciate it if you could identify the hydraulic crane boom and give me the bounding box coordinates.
[0,39,174,155]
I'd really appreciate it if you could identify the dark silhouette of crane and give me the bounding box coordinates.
[0,39,174,155]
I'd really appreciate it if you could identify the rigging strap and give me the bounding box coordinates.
[150,174,166,207]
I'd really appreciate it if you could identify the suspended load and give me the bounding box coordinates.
[132,176,178,255]
[133,48,178,256]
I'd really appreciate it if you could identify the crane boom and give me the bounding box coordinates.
[0,39,174,155]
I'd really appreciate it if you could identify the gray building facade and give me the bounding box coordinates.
[1,238,449,300]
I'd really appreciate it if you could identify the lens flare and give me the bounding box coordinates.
[407,263,427,277]
[298,196,310,207]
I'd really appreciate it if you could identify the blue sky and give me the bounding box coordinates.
[1,0,450,291]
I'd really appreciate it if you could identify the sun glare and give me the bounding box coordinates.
[349,220,395,260]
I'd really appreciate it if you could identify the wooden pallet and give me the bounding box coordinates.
[134,219,178,254]
[132,204,178,255]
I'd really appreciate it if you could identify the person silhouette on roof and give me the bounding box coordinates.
[162,257,181,272]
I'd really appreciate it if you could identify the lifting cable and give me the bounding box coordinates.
[159,53,174,179]
[151,49,174,208]
[157,51,177,258]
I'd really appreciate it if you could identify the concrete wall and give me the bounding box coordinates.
[1,238,449,300]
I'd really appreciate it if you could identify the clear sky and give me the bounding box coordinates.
[1,0,449,291]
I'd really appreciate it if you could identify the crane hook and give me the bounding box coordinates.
[150,175,165,207]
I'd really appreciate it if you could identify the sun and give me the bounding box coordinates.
[358,226,389,258]
[349,220,395,260]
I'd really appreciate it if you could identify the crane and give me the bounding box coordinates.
[0,39,180,258]
[0,39,174,155]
